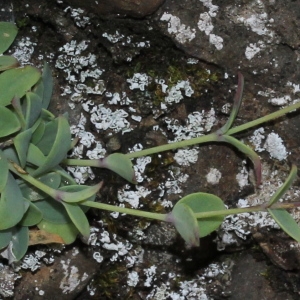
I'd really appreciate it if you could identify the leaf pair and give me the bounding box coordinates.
[168,193,225,247]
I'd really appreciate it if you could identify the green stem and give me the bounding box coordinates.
[8,161,57,198]
[194,205,264,218]
[82,200,168,221]
[227,101,300,136]
[125,133,218,159]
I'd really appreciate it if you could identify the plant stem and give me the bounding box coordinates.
[8,161,57,199]
[194,205,264,218]
[125,133,218,159]
[82,200,168,221]
[227,101,300,136]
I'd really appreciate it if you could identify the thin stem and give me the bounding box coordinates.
[227,101,300,136]
[194,205,264,219]
[125,133,218,159]
[82,200,168,221]
[8,161,57,198]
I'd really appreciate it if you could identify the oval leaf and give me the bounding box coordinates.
[27,143,46,167]
[0,22,18,54]
[177,192,226,238]
[20,201,43,226]
[0,150,9,193]
[23,92,43,129]
[100,153,137,184]
[38,219,78,244]
[0,55,19,71]
[268,208,300,243]
[35,198,71,224]
[41,62,53,109]
[10,226,29,263]
[13,128,32,168]
[33,115,71,177]
[0,228,12,250]
[0,105,21,137]
[62,202,90,238]
[0,65,41,106]
[169,202,200,247]
[0,173,27,230]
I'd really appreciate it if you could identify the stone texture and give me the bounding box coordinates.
[65,0,165,17]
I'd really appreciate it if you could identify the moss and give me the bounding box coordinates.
[16,17,30,29]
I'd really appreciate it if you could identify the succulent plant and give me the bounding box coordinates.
[1,21,300,263]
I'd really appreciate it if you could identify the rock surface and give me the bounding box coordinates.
[0,0,300,299]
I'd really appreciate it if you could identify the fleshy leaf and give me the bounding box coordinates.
[268,208,300,242]
[23,92,43,129]
[31,118,45,145]
[62,202,90,238]
[38,219,79,244]
[41,62,53,109]
[27,143,46,167]
[0,55,19,71]
[0,105,21,137]
[10,226,29,263]
[33,115,71,176]
[0,173,26,230]
[99,153,137,184]
[20,200,43,226]
[0,229,12,250]
[0,66,41,106]
[268,165,297,206]
[13,128,32,168]
[169,202,200,247]
[0,150,9,193]
[0,22,18,54]
[177,192,226,238]
[35,199,71,224]
[58,182,102,203]
[19,172,61,201]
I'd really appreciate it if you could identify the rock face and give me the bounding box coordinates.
[64,0,166,17]
[3,0,300,299]
[155,0,300,89]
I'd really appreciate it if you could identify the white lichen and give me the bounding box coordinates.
[160,13,196,44]
[264,132,288,161]
[206,168,222,184]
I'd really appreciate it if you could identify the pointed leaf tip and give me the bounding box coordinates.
[101,153,137,184]
[59,181,103,203]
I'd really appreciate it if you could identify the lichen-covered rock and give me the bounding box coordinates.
[155,0,300,92]
[65,0,165,17]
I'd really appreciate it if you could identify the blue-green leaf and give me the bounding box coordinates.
[169,202,199,247]
[0,150,9,193]
[0,105,21,137]
[33,115,71,176]
[13,128,32,168]
[0,173,26,230]
[23,92,43,129]
[0,22,18,54]
[37,220,78,244]
[62,202,90,238]
[268,208,300,242]
[10,226,29,263]
[0,66,41,106]
[177,192,226,238]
